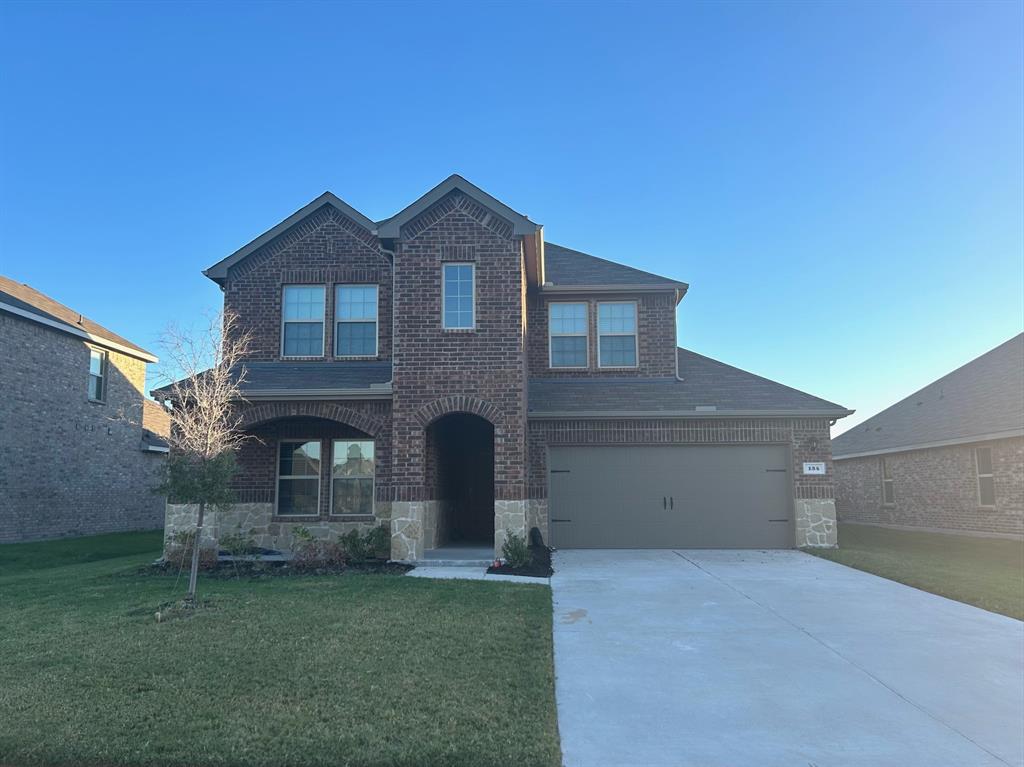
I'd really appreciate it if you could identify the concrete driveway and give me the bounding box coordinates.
[552,549,1024,767]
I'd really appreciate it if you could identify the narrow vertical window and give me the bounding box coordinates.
[881,457,895,505]
[549,303,589,368]
[331,440,375,516]
[277,440,321,516]
[88,348,107,401]
[282,285,325,357]
[975,447,996,507]
[597,302,638,367]
[442,263,474,329]
[335,285,378,357]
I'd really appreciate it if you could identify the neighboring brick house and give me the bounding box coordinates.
[155,175,852,560]
[833,334,1024,537]
[0,275,168,543]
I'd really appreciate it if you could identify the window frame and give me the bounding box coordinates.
[596,300,639,369]
[329,439,376,518]
[275,438,322,518]
[880,456,895,506]
[548,301,590,369]
[441,262,476,330]
[280,285,326,359]
[334,284,379,358]
[87,347,107,403]
[974,446,996,508]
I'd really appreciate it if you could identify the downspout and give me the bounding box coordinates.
[674,287,685,381]
[378,241,397,386]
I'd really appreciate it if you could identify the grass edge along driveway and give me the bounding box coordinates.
[0,531,561,767]
[805,522,1024,620]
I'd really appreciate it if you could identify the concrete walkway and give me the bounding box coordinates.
[552,549,1024,767]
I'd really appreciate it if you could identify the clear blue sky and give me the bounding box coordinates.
[1,1,1021,436]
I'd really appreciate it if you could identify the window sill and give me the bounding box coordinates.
[329,514,377,522]
[273,514,322,522]
[334,356,380,361]
[442,328,476,334]
[87,398,106,405]
[280,356,326,361]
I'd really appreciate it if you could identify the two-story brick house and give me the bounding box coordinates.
[158,176,852,560]
[0,275,168,543]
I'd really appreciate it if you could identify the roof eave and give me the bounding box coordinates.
[240,387,393,400]
[540,283,689,295]
[0,301,158,363]
[528,408,855,419]
[833,427,1024,460]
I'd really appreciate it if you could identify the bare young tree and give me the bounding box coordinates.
[155,309,252,606]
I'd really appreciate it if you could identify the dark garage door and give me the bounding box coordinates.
[548,445,793,549]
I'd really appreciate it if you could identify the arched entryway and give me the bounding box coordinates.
[427,413,495,546]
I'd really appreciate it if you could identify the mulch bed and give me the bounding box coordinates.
[141,559,413,579]
[487,545,554,578]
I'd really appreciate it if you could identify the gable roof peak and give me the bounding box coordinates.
[375,174,541,238]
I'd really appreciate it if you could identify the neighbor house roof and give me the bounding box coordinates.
[832,334,1024,459]
[151,361,393,401]
[542,243,688,294]
[0,275,157,362]
[528,348,852,418]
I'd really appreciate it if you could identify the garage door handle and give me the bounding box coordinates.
[663,496,667,509]
[670,496,674,510]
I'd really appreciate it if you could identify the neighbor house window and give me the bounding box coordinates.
[597,302,638,367]
[331,440,375,516]
[277,440,321,516]
[975,447,996,507]
[88,348,107,401]
[881,457,895,505]
[549,302,588,368]
[281,285,325,357]
[442,263,474,329]
[335,285,378,357]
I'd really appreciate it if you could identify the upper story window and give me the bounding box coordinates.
[881,456,895,505]
[442,263,475,330]
[597,302,638,368]
[88,348,107,402]
[549,303,589,368]
[975,447,996,507]
[336,285,378,357]
[282,286,325,357]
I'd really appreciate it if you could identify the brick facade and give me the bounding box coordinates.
[186,182,845,558]
[526,291,678,377]
[0,313,165,542]
[835,437,1024,536]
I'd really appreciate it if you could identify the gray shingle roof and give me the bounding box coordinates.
[237,361,392,393]
[528,348,850,416]
[543,243,687,288]
[0,274,155,360]
[832,334,1024,458]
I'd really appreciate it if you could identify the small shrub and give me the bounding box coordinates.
[218,529,259,557]
[164,530,217,570]
[365,524,391,560]
[290,526,348,570]
[501,532,530,569]
[338,529,369,562]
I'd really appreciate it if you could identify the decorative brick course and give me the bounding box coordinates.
[835,437,1024,536]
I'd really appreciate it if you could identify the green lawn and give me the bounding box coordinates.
[0,532,561,767]
[806,523,1024,620]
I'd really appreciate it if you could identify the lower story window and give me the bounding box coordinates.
[975,447,996,507]
[881,456,895,505]
[277,440,321,516]
[332,440,375,516]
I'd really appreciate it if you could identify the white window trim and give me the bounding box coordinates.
[280,285,326,359]
[442,262,476,330]
[334,284,379,358]
[975,447,996,508]
[275,438,322,517]
[881,456,895,506]
[329,439,376,517]
[548,301,589,369]
[87,346,107,403]
[596,300,639,369]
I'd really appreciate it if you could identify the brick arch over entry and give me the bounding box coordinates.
[238,401,385,436]
[413,395,502,428]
